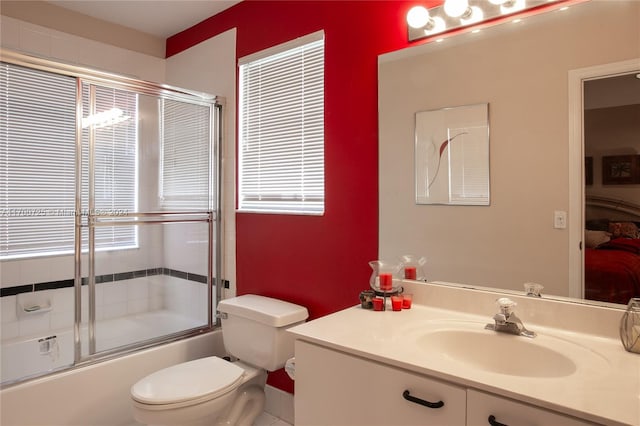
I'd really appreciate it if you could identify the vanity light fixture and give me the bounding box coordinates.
[407,0,570,42]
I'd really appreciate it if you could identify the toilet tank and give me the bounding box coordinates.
[217,295,309,371]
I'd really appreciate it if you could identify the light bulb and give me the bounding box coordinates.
[460,6,484,25]
[407,6,430,29]
[424,16,447,34]
[501,0,526,14]
[444,0,470,18]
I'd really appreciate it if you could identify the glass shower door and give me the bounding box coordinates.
[77,83,220,359]
[1,49,222,384]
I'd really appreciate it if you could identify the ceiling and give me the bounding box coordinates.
[45,0,242,38]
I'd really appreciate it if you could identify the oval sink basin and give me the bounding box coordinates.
[416,327,603,378]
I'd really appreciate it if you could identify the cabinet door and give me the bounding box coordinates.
[467,389,597,426]
[295,340,466,426]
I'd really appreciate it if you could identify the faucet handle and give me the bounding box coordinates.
[496,297,516,315]
[524,282,544,297]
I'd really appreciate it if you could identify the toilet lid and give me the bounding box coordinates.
[131,356,245,405]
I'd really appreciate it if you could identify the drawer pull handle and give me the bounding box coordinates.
[402,390,444,409]
[488,415,508,426]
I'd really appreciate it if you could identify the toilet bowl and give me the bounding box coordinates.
[131,357,267,426]
[130,295,308,426]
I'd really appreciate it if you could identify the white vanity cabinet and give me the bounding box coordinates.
[467,389,596,426]
[295,340,467,425]
[295,340,597,426]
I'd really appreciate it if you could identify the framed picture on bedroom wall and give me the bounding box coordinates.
[602,155,640,185]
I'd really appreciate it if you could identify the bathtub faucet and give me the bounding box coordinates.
[485,298,536,338]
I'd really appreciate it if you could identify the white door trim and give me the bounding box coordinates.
[567,58,640,299]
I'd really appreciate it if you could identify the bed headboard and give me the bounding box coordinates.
[586,195,640,223]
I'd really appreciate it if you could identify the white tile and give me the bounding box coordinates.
[1,295,18,322]
[1,259,23,287]
[50,311,74,331]
[50,287,74,314]
[103,282,128,305]
[264,386,294,425]
[127,297,149,315]
[264,385,282,418]
[253,412,279,426]
[128,278,150,299]
[102,302,127,320]
[279,391,294,425]
[19,257,54,285]
[148,280,165,310]
[18,314,50,337]
[47,256,74,283]
[1,321,19,341]
[81,286,89,323]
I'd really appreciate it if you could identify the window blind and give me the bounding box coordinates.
[239,32,325,214]
[81,82,138,250]
[0,62,138,259]
[160,99,212,210]
[0,63,77,258]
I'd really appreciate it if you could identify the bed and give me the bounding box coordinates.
[584,196,640,305]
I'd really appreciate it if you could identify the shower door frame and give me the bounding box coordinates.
[2,49,224,370]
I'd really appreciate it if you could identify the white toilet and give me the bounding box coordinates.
[130,294,308,426]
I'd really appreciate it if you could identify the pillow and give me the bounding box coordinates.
[585,230,611,248]
[608,222,639,239]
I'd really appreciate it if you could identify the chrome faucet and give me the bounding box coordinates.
[485,298,536,338]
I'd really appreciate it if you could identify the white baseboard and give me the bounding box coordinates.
[264,385,294,425]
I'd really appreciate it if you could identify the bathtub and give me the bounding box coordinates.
[1,310,207,384]
[1,273,225,425]
[0,330,224,425]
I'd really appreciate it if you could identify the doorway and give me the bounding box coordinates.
[568,58,640,301]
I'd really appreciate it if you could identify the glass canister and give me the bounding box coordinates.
[400,255,427,281]
[620,298,640,354]
[368,260,401,293]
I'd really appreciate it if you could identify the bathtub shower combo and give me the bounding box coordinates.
[0,49,223,386]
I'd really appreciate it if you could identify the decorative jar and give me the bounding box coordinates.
[368,260,401,294]
[620,297,640,354]
[400,255,427,281]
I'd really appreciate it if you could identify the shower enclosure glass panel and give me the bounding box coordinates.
[0,50,222,384]
[79,221,210,356]
[78,85,217,360]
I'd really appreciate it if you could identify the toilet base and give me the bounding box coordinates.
[214,384,265,426]
[132,361,267,426]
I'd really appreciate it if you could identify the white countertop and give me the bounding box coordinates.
[289,290,640,426]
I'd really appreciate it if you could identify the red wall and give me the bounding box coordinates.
[167,0,430,392]
[167,0,573,393]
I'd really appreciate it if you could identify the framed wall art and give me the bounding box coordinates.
[602,155,640,185]
[414,103,490,205]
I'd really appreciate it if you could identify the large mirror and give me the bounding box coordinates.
[378,0,639,306]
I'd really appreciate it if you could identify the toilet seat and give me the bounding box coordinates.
[131,356,245,407]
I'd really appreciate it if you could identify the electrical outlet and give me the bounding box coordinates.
[554,210,567,229]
